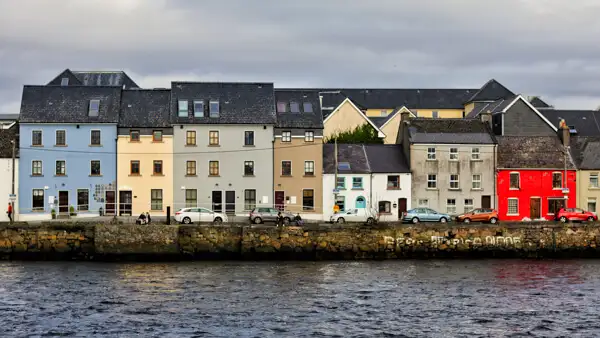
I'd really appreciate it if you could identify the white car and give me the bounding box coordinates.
[175,208,228,224]
[330,208,377,224]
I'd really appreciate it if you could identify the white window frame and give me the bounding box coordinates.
[427,147,436,160]
[552,172,563,189]
[282,131,292,142]
[60,77,69,86]
[55,160,66,176]
[55,129,66,146]
[472,174,482,190]
[88,99,100,117]
[590,173,599,188]
[193,100,204,117]
[90,129,102,146]
[509,172,520,189]
[588,198,597,214]
[427,174,437,189]
[464,199,474,213]
[449,174,460,190]
[281,160,292,176]
[449,148,458,161]
[352,177,363,190]
[32,130,43,146]
[471,147,480,160]
[304,131,314,142]
[304,161,315,176]
[31,160,43,176]
[507,198,519,216]
[446,199,456,214]
[178,100,188,117]
[209,100,220,118]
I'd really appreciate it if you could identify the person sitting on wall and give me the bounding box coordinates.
[136,213,147,225]
[294,213,304,226]
[146,212,151,224]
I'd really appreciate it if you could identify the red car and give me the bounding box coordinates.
[556,208,598,222]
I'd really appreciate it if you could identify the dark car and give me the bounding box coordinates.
[249,208,295,224]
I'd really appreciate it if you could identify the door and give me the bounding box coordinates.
[530,198,541,219]
[397,198,407,219]
[481,196,491,209]
[356,196,366,209]
[105,191,116,215]
[58,191,69,214]
[225,191,235,215]
[212,191,222,212]
[119,191,132,216]
[275,191,285,211]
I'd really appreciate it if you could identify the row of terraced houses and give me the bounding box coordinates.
[2,69,600,222]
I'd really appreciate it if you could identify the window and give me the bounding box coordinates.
[336,177,345,190]
[380,110,387,116]
[338,162,351,170]
[77,189,89,211]
[32,160,42,176]
[209,161,219,176]
[590,173,599,188]
[151,189,163,211]
[418,199,429,207]
[449,174,459,189]
[387,175,400,189]
[88,99,100,117]
[303,102,313,113]
[32,130,42,146]
[244,161,254,176]
[507,198,519,215]
[305,131,314,142]
[335,195,345,211]
[178,100,188,117]
[427,147,436,160]
[130,161,140,175]
[588,198,597,214]
[130,130,140,142]
[472,174,482,190]
[446,199,456,214]
[186,161,196,176]
[449,148,458,161]
[244,189,256,210]
[304,161,315,176]
[427,174,437,189]
[432,111,439,118]
[282,131,291,142]
[379,201,391,214]
[509,173,520,189]
[464,199,474,213]
[90,160,101,176]
[32,189,44,211]
[193,100,204,117]
[209,131,219,145]
[185,189,197,208]
[186,131,196,145]
[290,102,300,113]
[277,102,287,113]
[55,130,66,146]
[90,130,101,146]
[352,177,363,189]
[552,172,563,189]
[281,161,292,176]
[153,160,163,175]
[55,160,66,176]
[209,100,219,118]
[244,131,254,146]
[471,148,480,160]
[153,130,163,142]
[548,199,565,215]
[303,189,314,211]
[60,77,69,86]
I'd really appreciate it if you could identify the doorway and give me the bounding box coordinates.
[105,191,116,215]
[58,191,69,214]
[225,191,235,215]
[212,191,222,212]
[356,196,366,209]
[397,198,407,219]
[481,195,491,209]
[119,191,132,216]
[530,198,541,219]
[275,191,285,211]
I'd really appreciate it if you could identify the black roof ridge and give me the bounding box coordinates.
[172,81,274,85]
[276,87,477,91]
[24,84,124,89]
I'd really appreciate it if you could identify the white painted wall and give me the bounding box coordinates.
[0,159,18,222]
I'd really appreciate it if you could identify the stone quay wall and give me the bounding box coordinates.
[2,221,600,260]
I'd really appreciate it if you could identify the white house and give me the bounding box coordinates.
[322,144,411,222]
[0,116,18,222]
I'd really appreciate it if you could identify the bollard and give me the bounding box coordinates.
[166,206,171,225]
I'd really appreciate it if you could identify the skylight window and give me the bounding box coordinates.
[193,100,204,117]
[303,102,313,113]
[569,125,577,134]
[338,162,351,170]
[209,100,220,118]
[178,100,188,117]
[277,102,287,113]
[88,99,100,117]
[290,102,300,113]
[60,78,69,86]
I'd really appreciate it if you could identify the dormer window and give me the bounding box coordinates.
[209,100,219,118]
[290,102,300,113]
[303,102,313,113]
[277,102,287,113]
[193,100,204,117]
[178,100,188,117]
[88,99,100,117]
[569,125,577,134]
[60,78,69,86]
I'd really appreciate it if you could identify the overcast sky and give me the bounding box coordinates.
[1,0,600,113]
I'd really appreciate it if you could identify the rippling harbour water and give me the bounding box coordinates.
[1,260,600,337]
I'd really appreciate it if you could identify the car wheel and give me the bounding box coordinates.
[440,217,448,223]
[337,217,345,224]
[283,217,291,225]
[411,217,419,224]
[559,216,568,223]
[182,217,191,224]
[489,217,498,224]
[588,216,595,222]
[366,217,375,225]
[463,218,471,224]
[254,217,262,224]
[213,217,223,224]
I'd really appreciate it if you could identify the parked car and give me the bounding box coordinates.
[329,208,377,224]
[175,208,228,224]
[249,208,295,224]
[556,208,598,222]
[456,208,499,224]
[402,208,451,224]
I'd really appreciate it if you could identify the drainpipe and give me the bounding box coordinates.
[114,128,118,219]
[493,144,497,209]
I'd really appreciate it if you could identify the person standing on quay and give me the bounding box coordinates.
[6,203,13,224]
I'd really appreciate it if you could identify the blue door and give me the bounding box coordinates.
[356,196,366,209]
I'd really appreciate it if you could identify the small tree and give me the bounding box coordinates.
[326,123,383,144]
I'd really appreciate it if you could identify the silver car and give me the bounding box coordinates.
[249,208,295,224]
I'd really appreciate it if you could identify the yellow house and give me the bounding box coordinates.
[116,89,173,217]
[323,98,386,142]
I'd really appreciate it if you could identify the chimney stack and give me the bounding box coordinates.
[559,118,570,147]
[400,111,412,121]
[480,111,492,129]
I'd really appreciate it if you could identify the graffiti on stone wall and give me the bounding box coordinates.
[382,235,523,248]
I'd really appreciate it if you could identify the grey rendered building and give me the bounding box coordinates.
[398,113,497,215]
[171,82,276,215]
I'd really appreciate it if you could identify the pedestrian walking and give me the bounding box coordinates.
[6,203,13,223]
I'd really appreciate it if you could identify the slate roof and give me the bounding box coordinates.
[0,123,18,158]
[171,82,277,125]
[570,136,600,170]
[274,90,323,129]
[323,143,410,174]
[496,136,575,169]
[465,79,514,103]
[539,109,600,137]
[323,143,370,174]
[0,114,19,121]
[20,86,122,123]
[405,118,496,144]
[47,69,139,88]
[529,96,552,108]
[465,96,516,118]
[119,89,171,128]
[364,144,410,173]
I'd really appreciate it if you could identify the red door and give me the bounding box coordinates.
[275,191,285,211]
